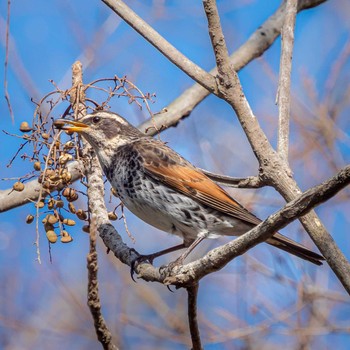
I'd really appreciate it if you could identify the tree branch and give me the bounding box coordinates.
[277,0,298,162]
[0,0,328,212]
[161,165,350,287]
[101,0,218,94]
[201,0,350,294]
[87,216,118,350]
[138,0,328,133]
[70,61,118,350]
[99,165,350,288]
[198,169,263,188]
[203,0,231,79]
[187,283,202,350]
[0,161,83,213]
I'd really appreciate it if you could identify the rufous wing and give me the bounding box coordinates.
[144,162,261,226]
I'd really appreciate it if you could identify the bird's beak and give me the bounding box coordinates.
[54,119,89,133]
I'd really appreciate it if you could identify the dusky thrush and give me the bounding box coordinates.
[55,111,324,268]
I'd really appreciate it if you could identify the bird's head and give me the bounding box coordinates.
[54,111,144,150]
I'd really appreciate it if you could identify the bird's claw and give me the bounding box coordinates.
[130,253,154,282]
[159,257,184,276]
[159,259,184,292]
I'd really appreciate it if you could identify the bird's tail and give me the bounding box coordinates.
[267,233,324,266]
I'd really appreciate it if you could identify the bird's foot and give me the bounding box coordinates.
[159,256,185,275]
[130,251,156,282]
[158,257,186,292]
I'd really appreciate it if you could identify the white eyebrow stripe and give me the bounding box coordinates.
[83,112,129,125]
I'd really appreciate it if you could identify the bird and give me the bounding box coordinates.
[54,111,324,269]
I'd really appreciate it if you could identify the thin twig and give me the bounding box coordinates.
[187,283,203,350]
[4,0,14,121]
[276,0,298,163]
[202,0,232,83]
[199,168,263,188]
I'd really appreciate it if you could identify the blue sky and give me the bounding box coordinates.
[1,1,350,349]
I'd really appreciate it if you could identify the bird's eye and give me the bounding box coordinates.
[92,116,101,124]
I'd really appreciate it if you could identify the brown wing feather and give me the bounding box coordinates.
[144,163,261,226]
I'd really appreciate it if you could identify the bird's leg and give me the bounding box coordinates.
[130,243,187,281]
[167,235,206,270]
[139,243,188,264]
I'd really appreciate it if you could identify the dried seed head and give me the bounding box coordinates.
[47,199,55,210]
[108,212,118,221]
[62,188,79,202]
[35,201,45,208]
[62,187,75,197]
[63,218,76,226]
[67,193,78,202]
[43,155,54,166]
[49,173,60,182]
[19,121,32,132]
[68,202,76,213]
[82,225,90,233]
[47,214,58,224]
[46,230,58,243]
[13,182,25,192]
[44,222,55,232]
[33,161,41,171]
[60,231,73,243]
[59,153,73,165]
[42,133,50,140]
[45,169,55,177]
[61,236,73,243]
[76,209,87,220]
[26,214,34,224]
[56,200,64,208]
[61,172,72,184]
